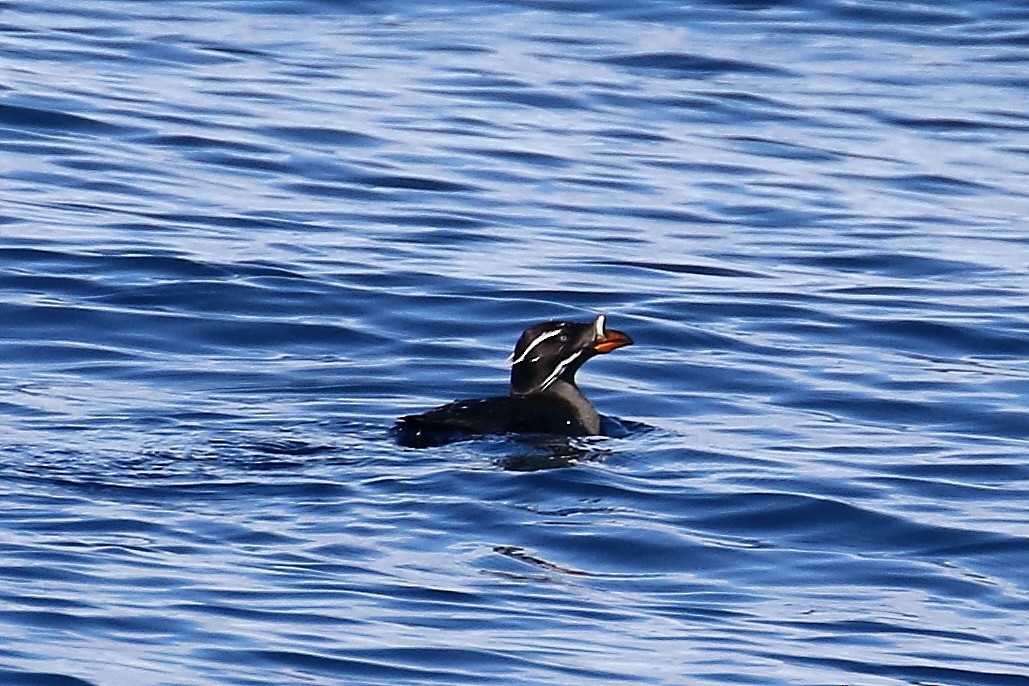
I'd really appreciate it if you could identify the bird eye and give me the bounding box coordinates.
[559,334,569,343]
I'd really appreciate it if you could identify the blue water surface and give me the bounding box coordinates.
[2,1,1028,684]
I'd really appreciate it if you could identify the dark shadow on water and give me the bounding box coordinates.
[493,545,589,576]
[496,437,611,472]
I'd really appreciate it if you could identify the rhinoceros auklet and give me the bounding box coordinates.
[395,314,632,446]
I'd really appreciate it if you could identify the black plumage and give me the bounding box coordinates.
[395,315,632,446]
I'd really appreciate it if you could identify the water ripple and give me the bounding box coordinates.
[2,1,1029,685]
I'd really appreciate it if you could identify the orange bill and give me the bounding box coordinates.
[593,329,633,354]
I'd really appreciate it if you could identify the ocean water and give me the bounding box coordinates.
[2,1,1028,684]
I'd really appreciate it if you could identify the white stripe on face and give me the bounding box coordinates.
[594,314,606,339]
[510,327,564,366]
[538,348,583,391]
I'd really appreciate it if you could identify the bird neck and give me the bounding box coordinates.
[538,379,601,435]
